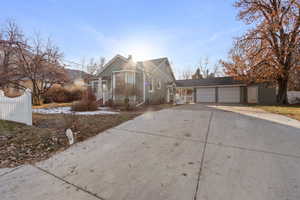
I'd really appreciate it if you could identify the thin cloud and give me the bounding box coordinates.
[80,25,172,61]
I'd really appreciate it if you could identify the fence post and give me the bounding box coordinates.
[0,89,32,126]
[0,90,4,121]
[25,89,32,125]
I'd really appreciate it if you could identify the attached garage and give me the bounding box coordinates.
[175,77,276,105]
[218,87,241,103]
[247,85,277,104]
[196,88,216,103]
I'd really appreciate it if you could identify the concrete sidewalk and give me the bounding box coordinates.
[1,105,300,200]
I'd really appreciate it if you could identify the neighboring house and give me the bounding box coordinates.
[2,78,32,97]
[90,55,176,105]
[64,68,95,88]
[176,77,277,104]
[2,68,92,97]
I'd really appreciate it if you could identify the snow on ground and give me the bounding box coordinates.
[33,107,119,115]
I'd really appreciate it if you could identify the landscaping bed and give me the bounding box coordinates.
[0,104,174,168]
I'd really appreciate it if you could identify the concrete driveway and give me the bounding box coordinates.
[1,104,300,200]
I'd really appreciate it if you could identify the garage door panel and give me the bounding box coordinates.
[197,88,216,103]
[218,87,240,103]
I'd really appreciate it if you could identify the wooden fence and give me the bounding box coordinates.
[0,89,32,125]
[288,91,300,104]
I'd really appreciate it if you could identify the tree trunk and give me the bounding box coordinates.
[277,78,289,105]
[32,94,42,105]
[32,85,42,105]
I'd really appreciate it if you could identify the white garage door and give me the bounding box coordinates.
[196,88,216,103]
[218,87,240,103]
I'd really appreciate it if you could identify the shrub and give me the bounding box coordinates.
[44,85,83,103]
[124,97,130,110]
[97,98,104,106]
[68,88,83,102]
[71,88,98,112]
[106,99,114,107]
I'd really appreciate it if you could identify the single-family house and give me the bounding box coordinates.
[90,55,176,105]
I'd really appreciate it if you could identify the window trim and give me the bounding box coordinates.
[125,71,135,85]
[112,70,136,100]
[157,80,161,89]
[149,78,154,93]
[92,80,99,93]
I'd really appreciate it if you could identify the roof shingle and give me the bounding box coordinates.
[175,77,245,87]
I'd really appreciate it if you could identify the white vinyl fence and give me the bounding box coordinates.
[288,91,300,104]
[0,89,32,125]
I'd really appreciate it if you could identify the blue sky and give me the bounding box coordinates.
[1,0,248,77]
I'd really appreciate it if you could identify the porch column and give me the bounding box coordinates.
[112,73,115,101]
[98,77,102,101]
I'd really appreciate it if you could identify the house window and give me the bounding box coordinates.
[157,80,161,89]
[126,72,135,85]
[92,81,98,93]
[149,78,154,92]
[113,71,136,96]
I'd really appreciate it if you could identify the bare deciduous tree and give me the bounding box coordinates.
[0,20,24,89]
[180,67,193,80]
[0,20,68,105]
[86,57,106,75]
[193,57,223,79]
[13,36,68,105]
[221,0,300,104]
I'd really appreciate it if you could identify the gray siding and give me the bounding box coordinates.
[258,86,277,105]
[98,56,175,105]
[240,86,247,104]
[100,57,127,77]
[145,66,170,104]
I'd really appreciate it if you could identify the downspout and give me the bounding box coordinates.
[136,71,146,107]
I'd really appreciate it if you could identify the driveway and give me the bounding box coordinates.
[1,104,300,200]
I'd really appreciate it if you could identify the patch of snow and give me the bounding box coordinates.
[32,106,119,115]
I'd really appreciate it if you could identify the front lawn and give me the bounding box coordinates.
[0,104,175,168]
[254,104,300,121]
[0,113,138,168]
[0,119,65,168]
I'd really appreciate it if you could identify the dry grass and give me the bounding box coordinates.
[0,119,68,168]
[32,113,139,142]
[254,104,300,121]
[0,104,175,168]
[0,113,138,168]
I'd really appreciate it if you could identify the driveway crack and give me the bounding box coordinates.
[115,128,205,143]
[0,166,22,178]
[193,111,214,200]
[32,165,106,200]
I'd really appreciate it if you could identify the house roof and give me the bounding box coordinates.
[138,57,175,81]
[98,54,129,76]
[175,77,245,87]
[143,57,168,66]
[65,68,95,81]
[99,54,176,82]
